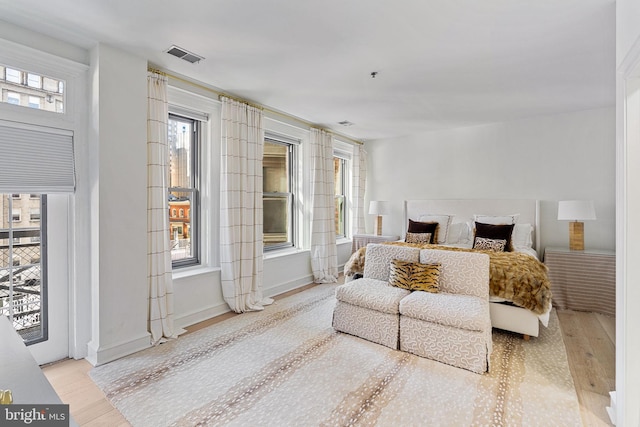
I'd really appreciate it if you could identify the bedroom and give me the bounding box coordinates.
[0,0,638,425]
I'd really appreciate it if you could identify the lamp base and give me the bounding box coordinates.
[569,221,584,251]
[374,215,383,236]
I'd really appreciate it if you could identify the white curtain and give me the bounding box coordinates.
[147,72,181,344]
[352,144,367,235]
[310,128,339,283]
[220,97,273,313]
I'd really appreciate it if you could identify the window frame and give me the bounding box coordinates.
[263,134,298,251]
[168,113,201,269]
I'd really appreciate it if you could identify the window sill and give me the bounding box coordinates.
[264,247,309,260]
[172,265,220,280]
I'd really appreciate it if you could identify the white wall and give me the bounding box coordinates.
[365,107,616,253]
[86,44,150,365]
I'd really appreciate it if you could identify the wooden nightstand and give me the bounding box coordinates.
[543,247,615,316]
[351,234,400,253]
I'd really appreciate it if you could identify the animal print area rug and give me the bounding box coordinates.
[89,285,582,427]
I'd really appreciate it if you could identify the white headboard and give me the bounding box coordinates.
[404,199,541,254]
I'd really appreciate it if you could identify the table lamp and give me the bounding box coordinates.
[557,200,596,251]
[368,201,390,236]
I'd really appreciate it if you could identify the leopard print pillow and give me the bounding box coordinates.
[473,237,507,252]
[388,259,441,293]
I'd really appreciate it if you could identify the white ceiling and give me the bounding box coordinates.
[0,0,615,141]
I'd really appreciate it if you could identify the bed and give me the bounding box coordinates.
[403,199,550,339]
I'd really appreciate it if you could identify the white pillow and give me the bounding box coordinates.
[418,214,454,244]
[446,222,472,244]
[473,213,520,225]
[512,223,533,248]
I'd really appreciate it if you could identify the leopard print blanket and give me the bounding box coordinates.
[344,242,551,315]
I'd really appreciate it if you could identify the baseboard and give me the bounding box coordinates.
[86,332,151,366]
[175,301,232,330]
[263,273,315,299]
[606,391,616,425]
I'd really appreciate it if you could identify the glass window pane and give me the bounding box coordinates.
[28,96,40,109]
[168,118,194,189]
[0,194,46,344]
[1,65,65,113]
[169,191,193,262]
[27,73,41,89]
[334,157,343,195]
[6,68,20,83]
[264,194,290,248]
[263,139,294,249]
[263,142,289,193]
[7,92,20,105]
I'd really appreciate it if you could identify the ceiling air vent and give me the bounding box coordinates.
[165,45,204,64]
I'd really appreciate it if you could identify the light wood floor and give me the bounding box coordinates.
[42,293,615,426]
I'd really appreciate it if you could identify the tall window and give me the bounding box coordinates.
[168,114,200,267]
[334,156,347,237]
[263,136,296,250]
[0,194,47,344]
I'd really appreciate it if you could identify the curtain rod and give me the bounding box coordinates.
[148,66,363,146]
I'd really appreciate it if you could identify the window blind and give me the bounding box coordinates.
[0,121,75,193]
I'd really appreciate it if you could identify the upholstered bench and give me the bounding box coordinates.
[333,243,492,373]
[399,249,492,373]
[333,244,419,349]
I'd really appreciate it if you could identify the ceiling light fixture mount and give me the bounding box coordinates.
[165,45,205,64]
[338,120,354,127]
[370,71,378,78]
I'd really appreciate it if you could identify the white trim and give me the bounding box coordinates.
[615,26,640,427]
[86,332,151,366]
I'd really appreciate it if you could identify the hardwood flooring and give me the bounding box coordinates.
[42,297,615,426]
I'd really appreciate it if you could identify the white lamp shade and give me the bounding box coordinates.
[557,200,596,221]
[368,201,390,215]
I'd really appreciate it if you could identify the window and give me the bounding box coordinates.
[30,208,40,222]
[0,194,47,344]
[334,156,347,238]
[28,96,40,109]
[27,73,41,89]
[7,92,20,105]
[168,114,200,267]
[5,68,21,84]
[0,64,65,113]
[263,136,296,250]
[11,209,21,222]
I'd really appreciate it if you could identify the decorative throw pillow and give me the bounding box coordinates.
[473,237,507,252]
[473,222,515,252]
[405,232,432,244]
[388,259,441,292]
[407,219,438,244]
[417,214,454,244]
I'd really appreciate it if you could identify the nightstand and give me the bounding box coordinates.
[351,234,400,253]
[543,247,615,316]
